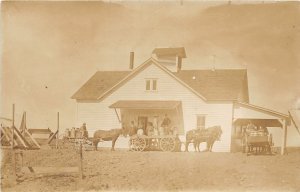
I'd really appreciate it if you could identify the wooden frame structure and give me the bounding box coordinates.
[13,143,83,182]
[1,105,61,149]
[234,102,291,155]
[1,105,40,150]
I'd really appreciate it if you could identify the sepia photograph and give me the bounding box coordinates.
[1,0,300,191]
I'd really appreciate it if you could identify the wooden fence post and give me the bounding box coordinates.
[11,104,17,182]
[12,104,15,149]
[56,112,59,149]
[79,142,83,180]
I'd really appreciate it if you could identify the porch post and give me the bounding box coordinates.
[280,119,288,155]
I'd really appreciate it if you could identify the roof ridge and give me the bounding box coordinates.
[96,70,131,72]
[177,69,247,71]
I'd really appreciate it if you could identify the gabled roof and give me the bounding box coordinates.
[71,71,130,100]
[152,47,187,58]
[71,58,249,102]
[174,69,249,102]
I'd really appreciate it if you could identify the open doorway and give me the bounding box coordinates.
[138,116,148,134]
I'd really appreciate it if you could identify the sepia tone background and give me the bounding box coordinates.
[1,1,299,142]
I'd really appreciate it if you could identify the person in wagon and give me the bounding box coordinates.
[79,123,88,139]
[137,122,145,136]
[147,122,154,136]
[161,114,171,135]
[246,121,256,131]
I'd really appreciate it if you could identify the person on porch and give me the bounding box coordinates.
[161,114,171,135]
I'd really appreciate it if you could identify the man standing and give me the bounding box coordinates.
[80,123,88,138]
[161,114,171,135]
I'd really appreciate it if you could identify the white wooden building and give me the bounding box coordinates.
[71,47,293,154]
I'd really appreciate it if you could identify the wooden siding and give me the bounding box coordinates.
[76,62,233,152]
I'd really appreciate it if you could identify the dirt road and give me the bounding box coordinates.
[1,148,300,191]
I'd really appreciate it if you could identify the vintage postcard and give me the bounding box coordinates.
[1,1,300,191]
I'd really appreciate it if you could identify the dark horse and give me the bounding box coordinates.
[185,126,222,152]
[93,127,128,151]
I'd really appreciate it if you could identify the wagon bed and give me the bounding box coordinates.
[242,131,273,155]
[129,134,180,152]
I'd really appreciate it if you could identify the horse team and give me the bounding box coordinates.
[92,125,223,152]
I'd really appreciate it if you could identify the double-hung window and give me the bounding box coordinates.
[196,115,206,130]
[145,79,157,91]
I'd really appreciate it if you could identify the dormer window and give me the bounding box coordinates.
[145,79,157,91]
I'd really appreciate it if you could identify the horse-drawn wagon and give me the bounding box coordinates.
[242,129,273,155]
[129,134,181,152]
[62,126,94,150]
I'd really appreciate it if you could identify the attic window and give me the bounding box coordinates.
[145,79,157,91]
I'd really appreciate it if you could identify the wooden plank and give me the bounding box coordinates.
[1,127,12,145]
[21,167,79,174]
[28,167,35,173]
[0,134,5,141]
[1,146,13,149]
[47,130,58,144]
[12,127,28,148]
[3,127,18,146]
[114,108,121,123]
[25,129,41,149]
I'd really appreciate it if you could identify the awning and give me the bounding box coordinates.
[109,100,181,109]
[234,118,283,128]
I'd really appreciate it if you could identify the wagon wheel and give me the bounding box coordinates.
[130,137,146,152]
[160,137,176,152]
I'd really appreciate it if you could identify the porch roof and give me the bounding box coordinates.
[109,100,181,109]
[234,118,283,128]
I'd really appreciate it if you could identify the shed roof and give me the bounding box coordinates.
[234,118,283,128]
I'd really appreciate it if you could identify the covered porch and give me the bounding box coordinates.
[109,100,184,135]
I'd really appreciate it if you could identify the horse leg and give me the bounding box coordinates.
[209,141,215,152]
[193,142,197,152]
[93,139,99,151]
[185,141,189,152]
[111,137,118,151]
[196,142,200,152]
[205,142,210,152]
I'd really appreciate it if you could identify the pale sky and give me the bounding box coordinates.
[1,1,299,131]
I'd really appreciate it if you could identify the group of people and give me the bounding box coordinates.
[130,114,175,136]
[245,122,269,136]
[64,123,89,139]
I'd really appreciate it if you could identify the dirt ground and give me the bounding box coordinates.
[1,147,300,192]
